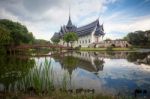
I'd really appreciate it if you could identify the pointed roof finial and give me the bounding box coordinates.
[97,7,101,20]
[67,2,73,26]
[69,3,71,19]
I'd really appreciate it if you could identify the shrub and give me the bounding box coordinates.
[106,46,113,51]
[74,46,81,50]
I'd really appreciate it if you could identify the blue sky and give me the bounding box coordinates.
[0,0,150,40]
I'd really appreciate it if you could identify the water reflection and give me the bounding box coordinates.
[0,51,150,98]
[53,52,105,73]
[51,51,150,97]
[0,55,35,92]
[127,52,150,65]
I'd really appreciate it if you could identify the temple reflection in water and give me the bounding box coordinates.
[50,51,150,96]
[0,51,150,97]
[53,51,132,73]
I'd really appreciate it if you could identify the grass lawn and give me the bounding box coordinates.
[80,47,138,51]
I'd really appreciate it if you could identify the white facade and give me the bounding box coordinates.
[59,34,103,48]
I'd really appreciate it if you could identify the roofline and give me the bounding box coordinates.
[77,19,99,29]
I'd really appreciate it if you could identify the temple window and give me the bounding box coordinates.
[85,40,87,44]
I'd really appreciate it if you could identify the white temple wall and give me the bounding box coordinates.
[59,34,103,47]
[73,35,92,47]
[91,27,97,43]
[59,39,71,47]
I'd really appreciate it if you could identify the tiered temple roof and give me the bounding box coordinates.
[51,16,105,40]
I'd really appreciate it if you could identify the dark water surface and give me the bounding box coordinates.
[0,51,150,97]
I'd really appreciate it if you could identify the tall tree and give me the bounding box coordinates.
[0,27,12,54]
[0,19,34,45]
[63,32,78,47]
[0,27,11,45]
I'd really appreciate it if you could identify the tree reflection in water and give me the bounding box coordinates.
[127,52,150,65]
[53,51,150,74]
[0,51,150,97]
[94,58,104,72]
[0,55,35,92]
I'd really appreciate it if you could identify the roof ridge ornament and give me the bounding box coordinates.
[67,2,73,27]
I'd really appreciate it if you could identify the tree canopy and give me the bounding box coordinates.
[0,27,11,45]
[63,32,78,47]
[51,37,60,44]
[124,30,150,46]
[0,19,34,45]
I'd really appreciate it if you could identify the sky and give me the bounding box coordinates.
[0,0,150,40]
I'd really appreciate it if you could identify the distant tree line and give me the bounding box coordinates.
[124,30,150,46]
[33,39,51,45]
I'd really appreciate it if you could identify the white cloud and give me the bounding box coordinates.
[1,0,150,40]
[0,0,119,40]
[103,12,150,39]
[0,8,18,21]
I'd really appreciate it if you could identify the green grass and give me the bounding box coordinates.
[3,91,132,99]
[80,47,138,51]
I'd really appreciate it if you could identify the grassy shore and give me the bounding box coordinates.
[80,47,138,51]
[2,91,131,99]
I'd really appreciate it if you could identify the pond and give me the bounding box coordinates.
[0,51,150,98]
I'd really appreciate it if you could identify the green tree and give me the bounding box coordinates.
[145,30,150,43]
[0,27,11,45]
[51,37,60,44]
[125,31,148,46]
[0,19,34,45]
[63,32,78,47]
[0,55,35,88]
[0,27,12,54]
[63,55,79,74]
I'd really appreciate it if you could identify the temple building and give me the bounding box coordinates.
[51,15,105,47]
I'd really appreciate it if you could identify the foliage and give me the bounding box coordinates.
[105,38,112,41]
[124,30,150,46]
[62,55,79,73]
[74,46,81,50]
[94,59,104,67]
[145,30,150,42]
[0,27,12,54]
[94,58,104,71]
[80,47,135,51]
[0,19,34,45]
[63,32,78,47]
[0,27,11,45]
[33,39,51,45]
[127,52,149,62]
[51,37,60,44]
[0,55,35,86]
[106,46,113,51]
[3,91,125,99]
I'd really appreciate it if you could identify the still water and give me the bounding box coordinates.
[0,51,150,97]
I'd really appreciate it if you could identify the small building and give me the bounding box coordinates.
[51,15,105,47]
[96,39,130,48]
